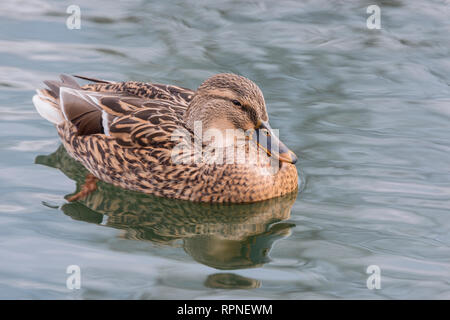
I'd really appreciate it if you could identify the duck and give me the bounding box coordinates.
[32,73,298,203]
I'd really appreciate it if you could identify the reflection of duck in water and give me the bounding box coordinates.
[205,273,261,289]
[36,146,297,270]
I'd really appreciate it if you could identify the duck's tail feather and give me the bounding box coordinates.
[33,74,107,135]
[33,88,64,124]
[33,74,83,125]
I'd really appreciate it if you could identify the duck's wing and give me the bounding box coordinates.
[42,75,193,148]
[107,101,187,148]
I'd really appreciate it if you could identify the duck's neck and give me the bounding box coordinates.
[184,99,265,165]
[185,95,209,131]
[185,96,232,140]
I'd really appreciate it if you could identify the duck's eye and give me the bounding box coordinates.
[231,100,242,107]
[262,129,270,136]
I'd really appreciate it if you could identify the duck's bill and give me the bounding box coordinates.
[252,121,298,164]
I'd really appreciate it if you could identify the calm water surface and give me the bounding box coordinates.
[0,0,449,299]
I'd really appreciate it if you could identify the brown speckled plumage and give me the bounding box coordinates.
[34,74,298,203]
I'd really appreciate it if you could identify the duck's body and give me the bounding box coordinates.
[33,74,298,203]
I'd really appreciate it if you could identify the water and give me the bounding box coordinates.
[0,0,449,299]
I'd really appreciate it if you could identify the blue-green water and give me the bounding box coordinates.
[1,0,449,299]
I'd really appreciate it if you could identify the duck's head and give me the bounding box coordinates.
[185,73,297,164]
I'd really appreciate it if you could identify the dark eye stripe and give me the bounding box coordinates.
[225,98,259,125]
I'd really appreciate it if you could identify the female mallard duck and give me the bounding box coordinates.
[32,73,298,203]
